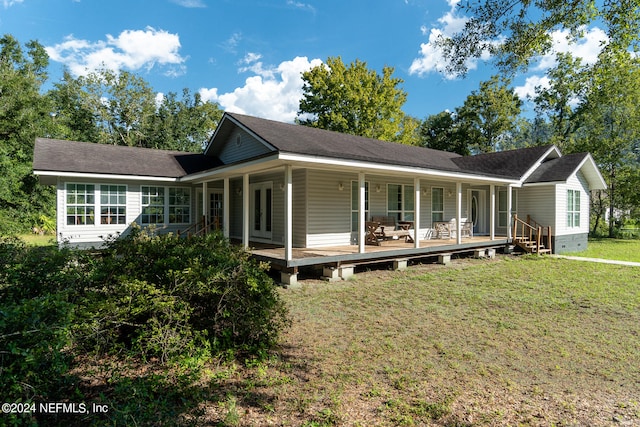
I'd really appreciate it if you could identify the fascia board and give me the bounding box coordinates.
[277,152,519,185]
[518,145,562,184]
[33,170,179,182]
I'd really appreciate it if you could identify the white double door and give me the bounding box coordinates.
[250,182,273,240]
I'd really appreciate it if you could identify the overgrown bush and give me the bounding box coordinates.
[77,227,290,359]
[0,230,289,419]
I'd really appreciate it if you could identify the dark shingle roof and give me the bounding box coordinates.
[33,138,219,178]
[225,113,464,172]
[451,145,555,179]
[525,153,588,184]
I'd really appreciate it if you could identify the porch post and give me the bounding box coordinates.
[284,165,293,261]
[202,181,207,233]
[223,177,230,239]
[456,182,462,245]
[358,172,366,254]
[243,173,250,249]
[414,177,420,248]
[490,184,495,240]
[506,185,513,240]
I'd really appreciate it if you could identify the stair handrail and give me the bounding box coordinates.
[177,216,208,238]
[526,215,553,254]
[513,214,539,250]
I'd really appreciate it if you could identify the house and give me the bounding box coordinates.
[33,112,606,283]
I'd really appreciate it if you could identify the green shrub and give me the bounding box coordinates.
[81,227,289,359]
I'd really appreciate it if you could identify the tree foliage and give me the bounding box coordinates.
[440,0,640,76]
[419,76,521,154]
[0,231,289,423]
[0,35,55,234]
[298,56,408,142]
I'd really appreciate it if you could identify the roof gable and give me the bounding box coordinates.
[525,152,607,190]
[33,138,219,178]
[451,145,558,179]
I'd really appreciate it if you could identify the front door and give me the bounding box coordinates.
[250,182,273,240]
[469,189,487,235]
[209,191,223,231]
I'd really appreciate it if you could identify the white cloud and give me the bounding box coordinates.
[535,27,608,70]
[409,0,489,79]
[286,0,315,14]
[514,75,550,100]
[220,32,242,54]
[170,0,206,7]
[3,0,23,7]
[514,27,608,102]
[199,56,323,122]
[45,27,186,77]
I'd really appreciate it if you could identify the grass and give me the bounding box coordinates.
[69,254,640,426]
[566,238,640,263]
[15,233,56,246]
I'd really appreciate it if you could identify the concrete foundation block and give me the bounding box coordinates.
[322,266,341,282]
[339,265,355,280]
[486,248,496,259]
[393,259,408,271]
[474,249,486,259]
[438,254,452,265]
[280,271,299,288]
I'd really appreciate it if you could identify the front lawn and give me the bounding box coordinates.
[192,255,640,426]
[568,238,640,263]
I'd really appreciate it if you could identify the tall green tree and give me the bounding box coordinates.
[440,0,640,76]
[533,53,587,151]
[572,49,640,236]
[454,75,522,153]
[0,34,54,234]
[298,57,408,142]
[419,111,470,155]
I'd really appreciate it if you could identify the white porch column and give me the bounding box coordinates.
[490,184,496,240]
[414,177,421,248]
[506,185,513,240]
[456,182,462,245]
[284,165,293,261]
[202,181,207,232]
[223,178,230,239]
[358,172,366,254]
[243,173,250,249]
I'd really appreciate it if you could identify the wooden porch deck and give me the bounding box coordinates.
[251,235,509,269]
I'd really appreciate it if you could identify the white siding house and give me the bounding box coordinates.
[34,112,606,270]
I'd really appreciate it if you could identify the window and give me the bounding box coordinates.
[567,189,581,227]
[169,188,191,224]
[66,184,95,225]
[431,187,444,223]
[100,185,126,224]
[387,184,414,221]
[141,186,165,225]
[498,189,508,227]
[351,181,369,232]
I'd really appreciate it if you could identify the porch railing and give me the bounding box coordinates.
[512,214,552,254]
[178,216,209,238]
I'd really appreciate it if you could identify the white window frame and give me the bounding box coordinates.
[141,186,192,226]
[100,184,127,225]
[66,183,96,226]
[169,187,191,225]
[431,187,444,224]
[498,189,508,227]
[387,184,415,222]
[567,189,581,228]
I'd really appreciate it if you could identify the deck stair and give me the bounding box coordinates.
[512,215,552,254]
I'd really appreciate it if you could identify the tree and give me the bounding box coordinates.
[533,53,587,151]
[48,70,223,152]
[454,75,522,153]
[298,57,408,142]
[440,0,640,76]
[0,34,55,234]
[419,111,470,155]
[572,49,640,237]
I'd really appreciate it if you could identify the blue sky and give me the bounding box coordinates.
[1,0,608,123]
